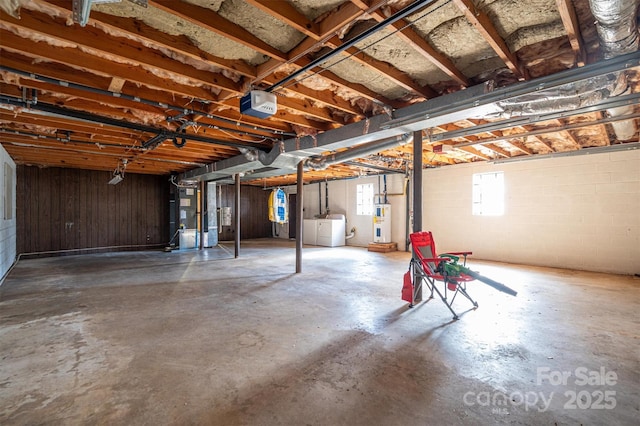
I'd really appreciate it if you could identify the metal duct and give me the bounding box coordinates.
[304,134,413,171]
[492,74,621,118]
[181,54,639,184]
[590,0,639,141]
[487,0,639,140]
[590,0,639,59]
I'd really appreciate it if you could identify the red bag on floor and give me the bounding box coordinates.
[402,270,413,303]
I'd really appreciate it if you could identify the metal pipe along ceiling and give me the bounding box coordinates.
[264,0,439,93]
[180,53,639,184]
[304,134,413,170]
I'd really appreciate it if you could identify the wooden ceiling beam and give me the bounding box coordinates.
[0,43,321,132]
[452,0,529,80]
[244,0,321,40]
[555,0,586,67]
[456,145,491,160]
[37,2,366,123]
[1,74,168,119]
[148,0,287,61]
[0,10,242,94]
[4,146,185,175]
[0,134,139,156]
[325,35,437,99]
[482,143,511,158]
[517,126,555,152]
[321,1,370,36]
[107,77,126,93]
[352,4,469,86]
[551,119,582,149]
[220,92,339,124]
[1,135,216,172]
[0,33,220,101]
[0,110,140,142]
[253,2,404,108]
[32,1,256,79]
[505,139,534,155]
[278,81,364,117]
[89,12,256,79]
[265,52,402,107]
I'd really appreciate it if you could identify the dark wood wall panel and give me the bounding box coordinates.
[217,184,272,241]
[16,166,169,255]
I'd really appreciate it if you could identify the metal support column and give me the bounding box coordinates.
[199,180,205,250]
[412,130,423,300]
[405,173,411,252]
[234,173,240,258]
[296,161,304,273]
[413,130,423,232]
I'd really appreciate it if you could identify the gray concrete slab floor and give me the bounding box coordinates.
[1,238,639,425]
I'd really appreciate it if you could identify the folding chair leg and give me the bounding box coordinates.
[457,285,479,308]
[429,278,460,320]
[409,278,422,308]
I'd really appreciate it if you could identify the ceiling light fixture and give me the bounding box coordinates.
[108,159,128,185]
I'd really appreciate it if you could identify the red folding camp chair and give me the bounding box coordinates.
[404,231,478,320]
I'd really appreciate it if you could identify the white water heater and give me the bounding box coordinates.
[373,204,391,243]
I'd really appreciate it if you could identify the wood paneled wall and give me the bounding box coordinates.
[217,184,272,241]
[16,166,169,255]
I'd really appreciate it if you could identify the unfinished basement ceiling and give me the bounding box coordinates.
[0,0,638,186]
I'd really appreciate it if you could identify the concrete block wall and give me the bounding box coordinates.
[423,149,640,275]
[0,145,16,282]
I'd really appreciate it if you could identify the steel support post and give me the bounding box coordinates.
[296,161,303,273]
[234,173,240,258]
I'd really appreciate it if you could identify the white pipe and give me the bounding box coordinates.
[345,227,356,240]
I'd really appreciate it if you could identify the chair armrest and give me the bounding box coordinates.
[446,251,472,256]
[420,257,451,264]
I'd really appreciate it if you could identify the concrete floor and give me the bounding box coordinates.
[1,238,638,425]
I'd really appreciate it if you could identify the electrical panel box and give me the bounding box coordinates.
[373,204,391,243]
[240,90,277,118]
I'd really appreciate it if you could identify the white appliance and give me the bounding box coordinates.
[373,204,391,243]
[303,215,346,247]
[303,219,318,245]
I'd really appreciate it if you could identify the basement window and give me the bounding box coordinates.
[356,183,374,216]
[4,162,13,220]
[472,172,504,216]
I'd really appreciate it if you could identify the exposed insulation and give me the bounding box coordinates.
[507,21,567,53]
[93,20,236,78]
[1,0,633,183]
[21,0,69,21]
[428,17,500,79]
[0,23,78,49]
[0,0,22,18]
[218,0,305,53]
[0,121,56,134]
[478,0,561,39]
[93,2,267,65]
[0,70,21,85]
[407,0,464,36]
[542,132,580,151]
[518,37,577,77]
[321,56,411,100]
[351,25,450,86]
